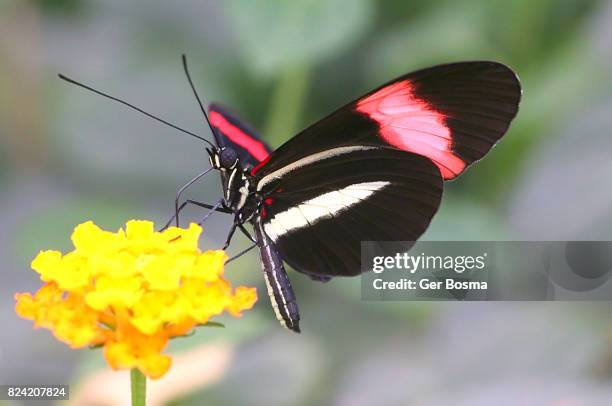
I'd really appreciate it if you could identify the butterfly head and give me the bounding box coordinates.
[207,147,249,211]
[207,147,239,170]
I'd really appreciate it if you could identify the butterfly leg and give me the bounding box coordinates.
[222,222,238,250]
[238,224,256,243]
[160,199,230,231]
[221,215,258,249]
[226,242,258,264]
[197,198,226,226]
[173,167,214,227]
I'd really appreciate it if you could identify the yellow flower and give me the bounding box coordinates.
[15,220,257,379]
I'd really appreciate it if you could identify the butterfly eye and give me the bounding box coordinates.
[219,147,239,169]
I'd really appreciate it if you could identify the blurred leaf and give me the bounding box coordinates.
[482,0,596,64]
[375,0,437,23]
[224,0,374,77]
[365,3,497,82]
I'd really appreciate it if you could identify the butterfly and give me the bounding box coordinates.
[60,58,521,333]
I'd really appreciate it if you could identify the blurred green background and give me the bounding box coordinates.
[2,0,612,405]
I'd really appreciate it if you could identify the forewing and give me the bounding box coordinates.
[256,148,443,277]
[253,61,521,180]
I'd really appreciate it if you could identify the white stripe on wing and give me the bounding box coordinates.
[263,181,390,239]
[256,146,377,191]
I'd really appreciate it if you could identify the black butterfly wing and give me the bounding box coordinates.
[208,103,273,168]
[252,61,521,180]
[253,147,443,277]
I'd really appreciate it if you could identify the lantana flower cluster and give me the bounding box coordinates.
[15,220,257,379]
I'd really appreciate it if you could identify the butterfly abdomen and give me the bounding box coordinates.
[252,216,301,332]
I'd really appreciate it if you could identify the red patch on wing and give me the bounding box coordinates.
[261,197,275,218]
[209,111,270,162]
[250,154,271,176]
[356,80,466,179]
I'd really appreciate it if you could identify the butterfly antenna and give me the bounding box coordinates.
[57,73,216,148]
[181,54,224,147]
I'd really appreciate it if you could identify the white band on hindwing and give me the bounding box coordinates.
[263,181,390,240]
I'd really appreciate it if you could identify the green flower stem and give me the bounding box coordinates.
[130,368,147,406]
